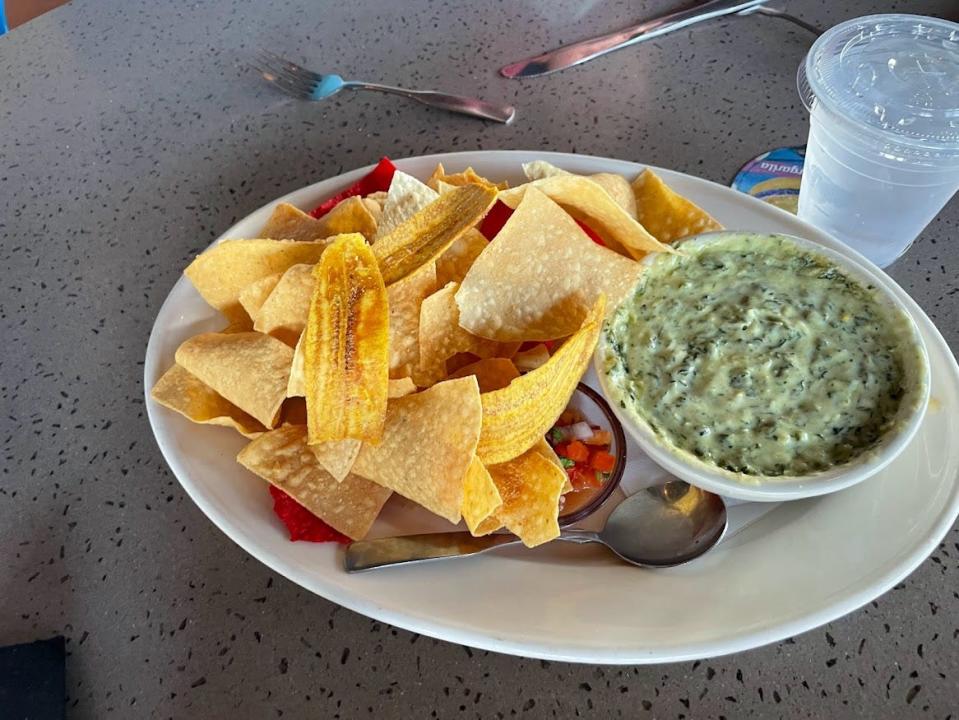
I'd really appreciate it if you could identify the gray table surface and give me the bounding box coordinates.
[3,0,958,717]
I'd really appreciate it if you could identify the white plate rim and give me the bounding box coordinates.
[144,150,959,663]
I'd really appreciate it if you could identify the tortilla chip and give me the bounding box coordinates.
[456,187,641,341]
[435,228,488,287]
[523,161,637,219]
[304,234,389,444]
[476,295,605,465]
[280,396,308,425]
[427,163,508,191]
[363,197,382,224]
[184,239,328,320]
[498,176,668,260]
[316,196,378,240]
[374,171,438,241]
[388,377,417,398]
[387,262,436,379]
[417,282,501,387]
[221,316,256,333]
[533,437,574,493]
[632,169,722,243]
[237,425,391,540]
[309,439,361,482]
[352,376,482,524]
[487,446,567,547]
[373,183,497,286]
[238,272,283,320]
[260,202,330,241]
[287,332,306,397]
[589,173,638,219]
[151,363,267,438]
[175,331,293,428]
[251,263,314,346]
[513,343,551,372]
[448,357,520,393]
[461,457,502,535]
[365,190,389,205]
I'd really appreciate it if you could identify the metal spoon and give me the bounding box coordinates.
[345,481,728,572]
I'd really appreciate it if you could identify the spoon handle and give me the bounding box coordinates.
[345,532,521,572]
[344,528,606,572]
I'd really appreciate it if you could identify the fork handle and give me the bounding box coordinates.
[347,82,515,124]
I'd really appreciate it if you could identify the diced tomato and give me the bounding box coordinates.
[269,486,350,544]
[589,450,616,473]
[479,200,514,239]
[309,157,397,218]
[568,465,603,491]
[584,429,612,446]
[564,440,589,463]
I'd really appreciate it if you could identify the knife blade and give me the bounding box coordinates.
[500,0,769,79]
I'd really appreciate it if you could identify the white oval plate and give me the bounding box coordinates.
[144,151,959,664]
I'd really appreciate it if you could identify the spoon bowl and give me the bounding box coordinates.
[598,481,728,567]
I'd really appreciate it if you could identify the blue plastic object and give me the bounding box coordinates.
[0,0,8,36]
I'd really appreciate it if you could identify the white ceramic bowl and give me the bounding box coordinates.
[595,231,931,502]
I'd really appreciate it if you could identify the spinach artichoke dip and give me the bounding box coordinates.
[600,233,923,478]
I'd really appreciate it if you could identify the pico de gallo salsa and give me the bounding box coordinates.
[547,407,617,517]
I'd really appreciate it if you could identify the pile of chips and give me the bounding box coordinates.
[152,160,720,548]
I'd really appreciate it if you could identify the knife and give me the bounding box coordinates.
[500,0,769,79]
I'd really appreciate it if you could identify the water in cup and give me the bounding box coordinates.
[797,14,959,268]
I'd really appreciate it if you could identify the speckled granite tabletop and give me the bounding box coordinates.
[2,0,958,717]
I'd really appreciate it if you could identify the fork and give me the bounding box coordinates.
[252,50,516,124]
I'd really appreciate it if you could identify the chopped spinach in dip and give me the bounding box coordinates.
[601,233,921,477]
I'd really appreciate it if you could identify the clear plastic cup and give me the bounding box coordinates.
[797,14,959,268]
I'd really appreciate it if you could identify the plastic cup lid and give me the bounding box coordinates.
[798,14,959,159]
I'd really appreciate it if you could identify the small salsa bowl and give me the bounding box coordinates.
[594,231,931,503]
[557,383,627,526]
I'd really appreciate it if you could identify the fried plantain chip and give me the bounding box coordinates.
[631,168,722,243]
[304,234,389,444]
[476,295,605,465]
[185,239,328,320]
[151,363,267,438]
[455,187,641,341]
[252,263,314,346]
[238,425,391,540]
[373,183,497,286]
[175,331,293,428]
[351,376,482,524]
